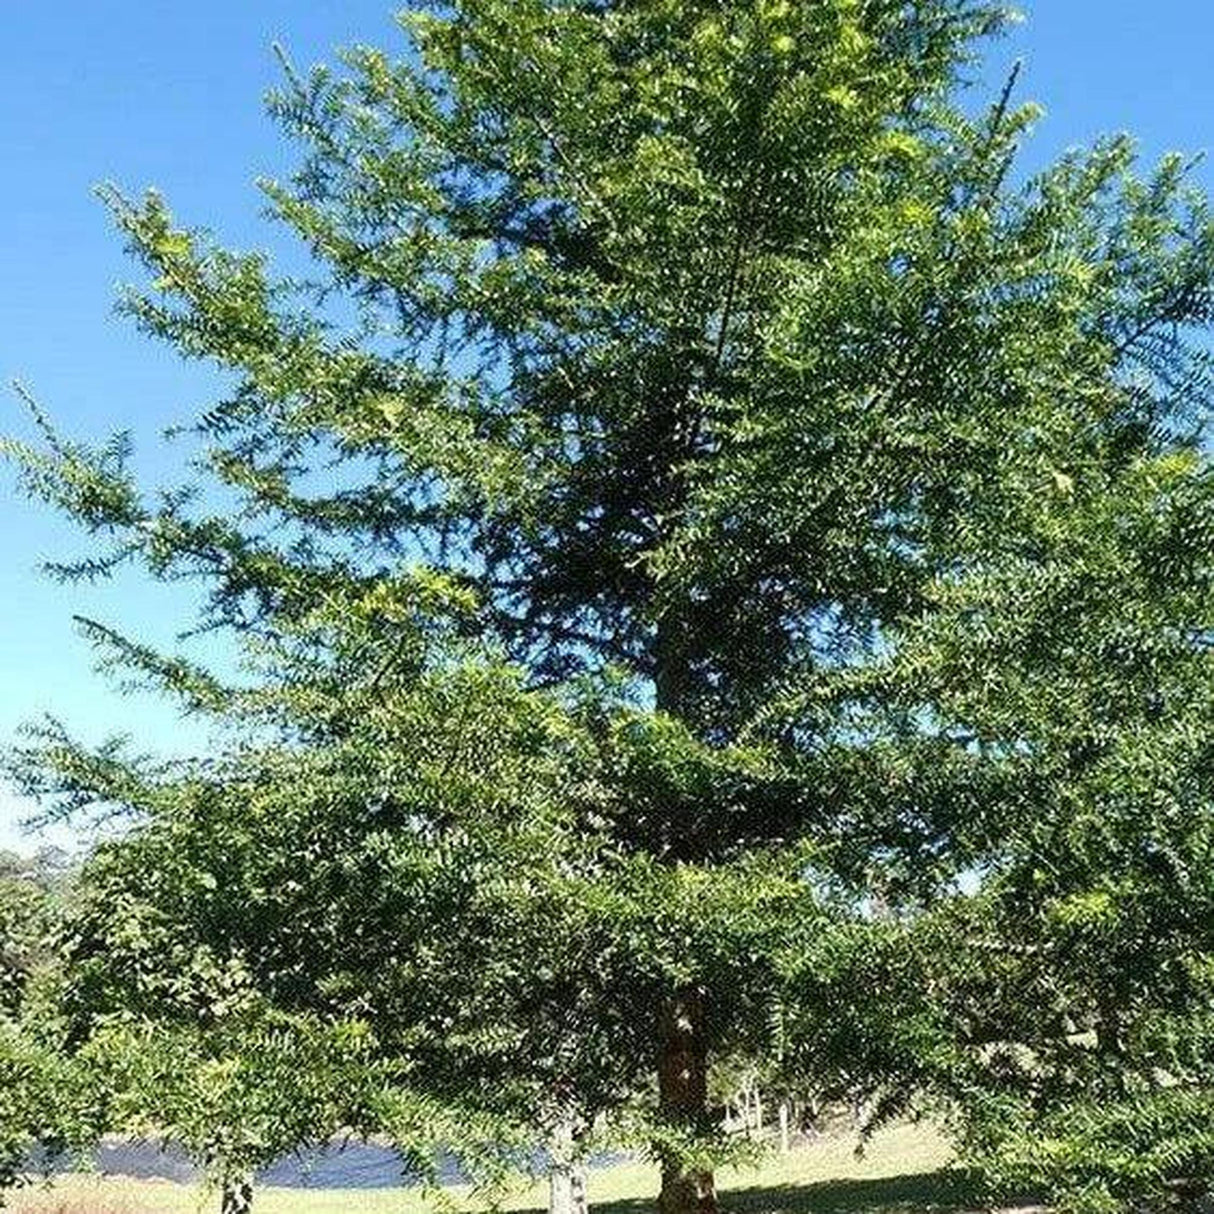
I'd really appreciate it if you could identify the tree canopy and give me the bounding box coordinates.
[5,2,1214,1211]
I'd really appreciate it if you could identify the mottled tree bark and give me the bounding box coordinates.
[220,1174,253,1214]
[549,1118,589,1214]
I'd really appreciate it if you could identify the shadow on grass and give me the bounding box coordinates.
[725,1171,984,1214]
[581,1171,983,1214]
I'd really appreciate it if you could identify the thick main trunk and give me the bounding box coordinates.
[220,1175,253,1214]
[657,987,717,1214]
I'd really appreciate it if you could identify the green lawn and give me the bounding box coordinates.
[8,1124,970,1214]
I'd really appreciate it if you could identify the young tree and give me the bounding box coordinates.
[75,1015,382,1214]
[44,816,394,1214]
[6,2,1214,1212]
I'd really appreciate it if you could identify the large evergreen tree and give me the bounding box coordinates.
[6,2,1214,1211]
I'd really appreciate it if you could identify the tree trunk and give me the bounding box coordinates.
[549,1158,588,1214]
[778,1100,790,1154]
[549,1119,589,1214]
[657,986,717,1214]
[220,1175,253,1214]
[572,1161,588,1214]
[654,620,715,1214]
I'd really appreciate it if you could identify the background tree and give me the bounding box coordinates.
[0,852,55,1021]
[0,848,93,1204]
[74,1013,385,1214]
[41,815,395,1214]
[5,2,1214,1213]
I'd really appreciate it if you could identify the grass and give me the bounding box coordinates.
[6,1123,971,1214]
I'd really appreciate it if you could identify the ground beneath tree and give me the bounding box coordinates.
[9,1123,1041,1214]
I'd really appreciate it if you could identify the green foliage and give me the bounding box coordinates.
[0,870,49,1020]
[0,1022,87,1198]
[37,657,649,1177]
[0,852,92,1207]
[777,850,1214,1208]
[5,1,1214,1210]
[74,1012,389,1195]
[967,1089,1214,1214]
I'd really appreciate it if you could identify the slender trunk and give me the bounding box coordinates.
[549,1159,588,1214]
[778,1100,790,1155]
[549,1120,589,1214]
[220,1175,253,1214]
[654,616,715,1214]
[657,987,717,1214]
[571,1161,587,1214]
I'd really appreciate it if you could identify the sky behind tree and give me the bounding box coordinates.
[2,1,1212,849]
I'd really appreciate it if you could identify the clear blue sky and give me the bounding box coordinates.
[1,2,1212,849]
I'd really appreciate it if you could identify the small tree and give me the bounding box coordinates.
[41,825,387,1214]
[74,1014,382,1214]
[20,650,670,1209]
